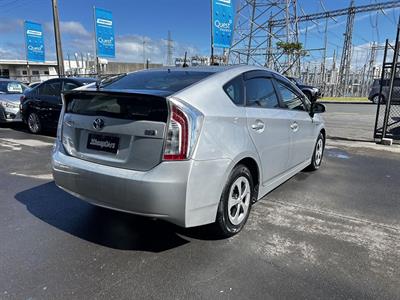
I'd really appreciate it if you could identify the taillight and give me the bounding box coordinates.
[57,94,66,142]
[163,98,203,161]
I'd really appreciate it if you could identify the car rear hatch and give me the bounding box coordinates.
[61,90,169,171]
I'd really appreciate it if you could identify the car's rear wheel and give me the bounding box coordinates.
[307,132,325,171]
[372,94,384,104]
[27,112,41,134]
[214,164,254,237]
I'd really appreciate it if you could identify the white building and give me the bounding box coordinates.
[0,60,58,83]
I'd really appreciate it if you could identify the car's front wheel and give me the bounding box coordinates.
[214,164,254,237]
[307,132,325,171]
[27,112,42,134]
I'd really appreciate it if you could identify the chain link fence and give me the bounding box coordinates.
[374,26,400,143]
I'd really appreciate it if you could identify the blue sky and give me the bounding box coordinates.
[0,0,398,66]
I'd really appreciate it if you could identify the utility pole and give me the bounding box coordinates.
[210,0,214,65]
[51,0,64,77]
[167,30,173,66]
[143,38,146,69]
[321,17,328,91]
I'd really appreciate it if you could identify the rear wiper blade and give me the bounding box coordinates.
[95,73,127,90]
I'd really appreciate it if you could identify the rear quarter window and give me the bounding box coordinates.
[223,75,244,105]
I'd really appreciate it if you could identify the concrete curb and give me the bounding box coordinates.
[320,101,374,105]
[326,138,400,153]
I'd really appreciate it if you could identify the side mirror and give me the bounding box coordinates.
[309,96,317,103]
[310,102,325,118]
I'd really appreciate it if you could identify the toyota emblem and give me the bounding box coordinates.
[93,118,105,130]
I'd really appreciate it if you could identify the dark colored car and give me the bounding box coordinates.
[21,77,96,134]
[287,77,322,102]
[368,78,400,104]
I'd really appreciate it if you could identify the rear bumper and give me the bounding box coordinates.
[52,142,230,227]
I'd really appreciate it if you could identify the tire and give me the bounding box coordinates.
[372,94,384,104]
[214,164,254,237]
[306,132,325,171]
[27,112,42,134]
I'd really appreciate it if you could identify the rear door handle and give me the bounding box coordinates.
[251,120,265,132]
[290,122,299,132]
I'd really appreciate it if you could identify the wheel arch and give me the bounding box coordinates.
[228,154,261,202]
[320,128,326,140]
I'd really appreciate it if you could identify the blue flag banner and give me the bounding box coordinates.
[95,8,115,58]
[212,0,235,48]
[24,21,45,62]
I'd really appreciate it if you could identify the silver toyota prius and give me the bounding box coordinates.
[52,65,326,237]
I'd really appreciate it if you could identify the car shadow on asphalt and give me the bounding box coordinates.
[1,122,56,138]
[15,181,224,252]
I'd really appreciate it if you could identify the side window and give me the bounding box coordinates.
[223,76,244,105]
[63,82,79,92]
[276,81,306,111]
[38,83,48,95]
[245,77,279,108]
[39,81,61,96]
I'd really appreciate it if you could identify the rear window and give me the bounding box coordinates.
[74,78,97,85]
[0,81,28,94]
[65,93,168,122]
[102,70,213,93]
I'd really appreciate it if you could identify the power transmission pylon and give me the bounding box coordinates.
[337,0,355,96]
[229,0,300,76]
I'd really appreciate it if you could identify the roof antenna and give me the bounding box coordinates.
[182,51,189,68]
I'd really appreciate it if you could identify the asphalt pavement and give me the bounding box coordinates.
[0,123,399,299]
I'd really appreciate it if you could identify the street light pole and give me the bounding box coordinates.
[52,0,65,77]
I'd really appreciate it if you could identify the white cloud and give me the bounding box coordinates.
[0,19,23,33]
[44,21,91,37]
[1,18,203,64]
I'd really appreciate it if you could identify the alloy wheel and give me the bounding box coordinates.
[28,113,40,133]
[315,138,324,166]
[227,176,251,226]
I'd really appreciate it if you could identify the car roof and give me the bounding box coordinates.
[67,77,97,83]
[126,65,235,75]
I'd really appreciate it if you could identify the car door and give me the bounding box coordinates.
[244,72,291,184]
[274,78,316,168]
[39,79,62,126]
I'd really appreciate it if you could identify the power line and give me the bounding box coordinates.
[270,0,400,26]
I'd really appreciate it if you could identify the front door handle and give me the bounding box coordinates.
[251,120,265,132]
[290,122,299,132]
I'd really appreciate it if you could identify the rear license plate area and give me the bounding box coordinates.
[87,133,119,154]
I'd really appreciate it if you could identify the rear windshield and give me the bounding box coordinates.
[74,78,97,85]
[102,70,213,93]
[66,93,168,122]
